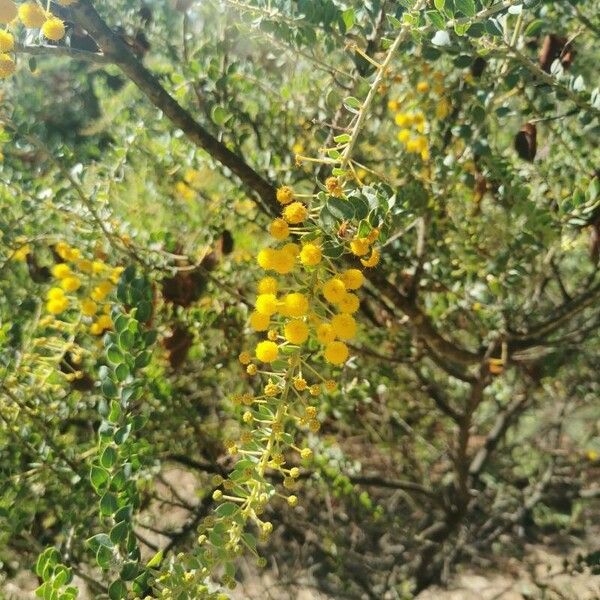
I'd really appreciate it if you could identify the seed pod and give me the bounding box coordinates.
[539,34,574,72]
[514,122,537,162]
[589,223,600,266]
[162,323,193,369]
[470,57,487,78]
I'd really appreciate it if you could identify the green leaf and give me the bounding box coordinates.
[434,0,445,10]
[455,0,475,17]
[101,446,117,469]
[110,521,129,545]
[343,96,362,111]
[215,502,239,517]
[106,345,123,365]
[524,19,544,36]
[145,550,163,569]
[341,8,355,32]
[114,363,129,382]
[333,133,351,143]
[100,492,118,516]
[90,466,110,492]
[327,197,354,219]
[426,10,445,29]
[108,579,127,600]
[210,105,231,126]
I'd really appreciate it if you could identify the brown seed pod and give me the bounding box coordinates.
[589,223,600,266]
[539,34,575,72]
[470,57,487,78]
[514,122,537,162]
[162,323,193,370]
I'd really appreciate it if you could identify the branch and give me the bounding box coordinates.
[70,0,278,214]
[15,41,112,64]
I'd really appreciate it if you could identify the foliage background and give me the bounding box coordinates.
[1,0,599,598]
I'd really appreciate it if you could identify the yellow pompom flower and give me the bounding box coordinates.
[331,314,357,340]
[249,311,269,331]
[282,243,299,257]
[324,380,337,392]
[0,0,17,24]
[54,242,71,260]
[255,293,278,316]
[238,351,252,365]
[316,322,335,344]
[46,296,69,315]
[271,249,295,275]
[281,292,308,317]
[80,298,97,317]
[350,238,370,256]
[436,98,451,120]
[283,201,308,224]
[293,377,307,391]
[0,30,14,52]
[255,340,279,363]
[416,81,429,93]
[52,263,71,279]
[76,259,93,273]
[257,248,276,270]
[322,277,346,304]
[61,275,81,292]
[269,218,289,240]
[338,292,360,314]
[284,319,309,345]
[324,341,349,365]
[257,276,277,294]
[361,248,380,268]
[18,2,46,27]
[276,185,294,205]
[47,287,65,301]
[42,16,65,41]
[341,269,364,290]
[0,53,14,78]
[387,99,399,111]
[394,113,409,127]
[325,176,344,198]
[397,129,411,143]
[299,243,321,266]
[96,314,113,331]
[90,280,113,301]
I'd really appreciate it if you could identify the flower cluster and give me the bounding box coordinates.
[45,241,122,335]
[188,181,376,587]
[0,0,71,79]
[387,70,450,162]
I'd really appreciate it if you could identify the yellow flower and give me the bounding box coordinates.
[293,377,307,391]
[269,218,289,241]
[281,292,308,317]
[316,322,336,344]
[255,293,278,316]
[61,275,81,292]
[397,129,411,144]
[324,341,349,365]
[341,269,364,290]
[276,185,294,205]
[394,113,410,127]
[255,340,279,363]
[54,242,71,260]
[436,98,451,119]
[272,250,295,275]
[284,319,309,345]
[76,259,93,273]
[282,243,299,257]
[110,266,124,284]
[0,0,17,24]
[0,53,15,78]
[92,260,106,273]
[361,248,380,268]
[324,380,337,392]
[47,287,65,301]
[249,312,269,331]
[416,81,429,93]
[338,292,360,314]
[46,297,69,315]
[18,2,46,27]
[283,201,308,224]
[42,16,65,41]
[12,244,30,261]
[322,277,346,304]
[387,99,399,111]
[350,238,370,256]
[52,263,71,279]
[257,248,276,270]
[80,298,97,317]
[0,30,14,52]
[331,314,356,340]
[91,280,113,301]
[96,314,113,331]
[257,277,278,294]
[299,243,321,266]
[300,448,312,460]
[325,176,344,198]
